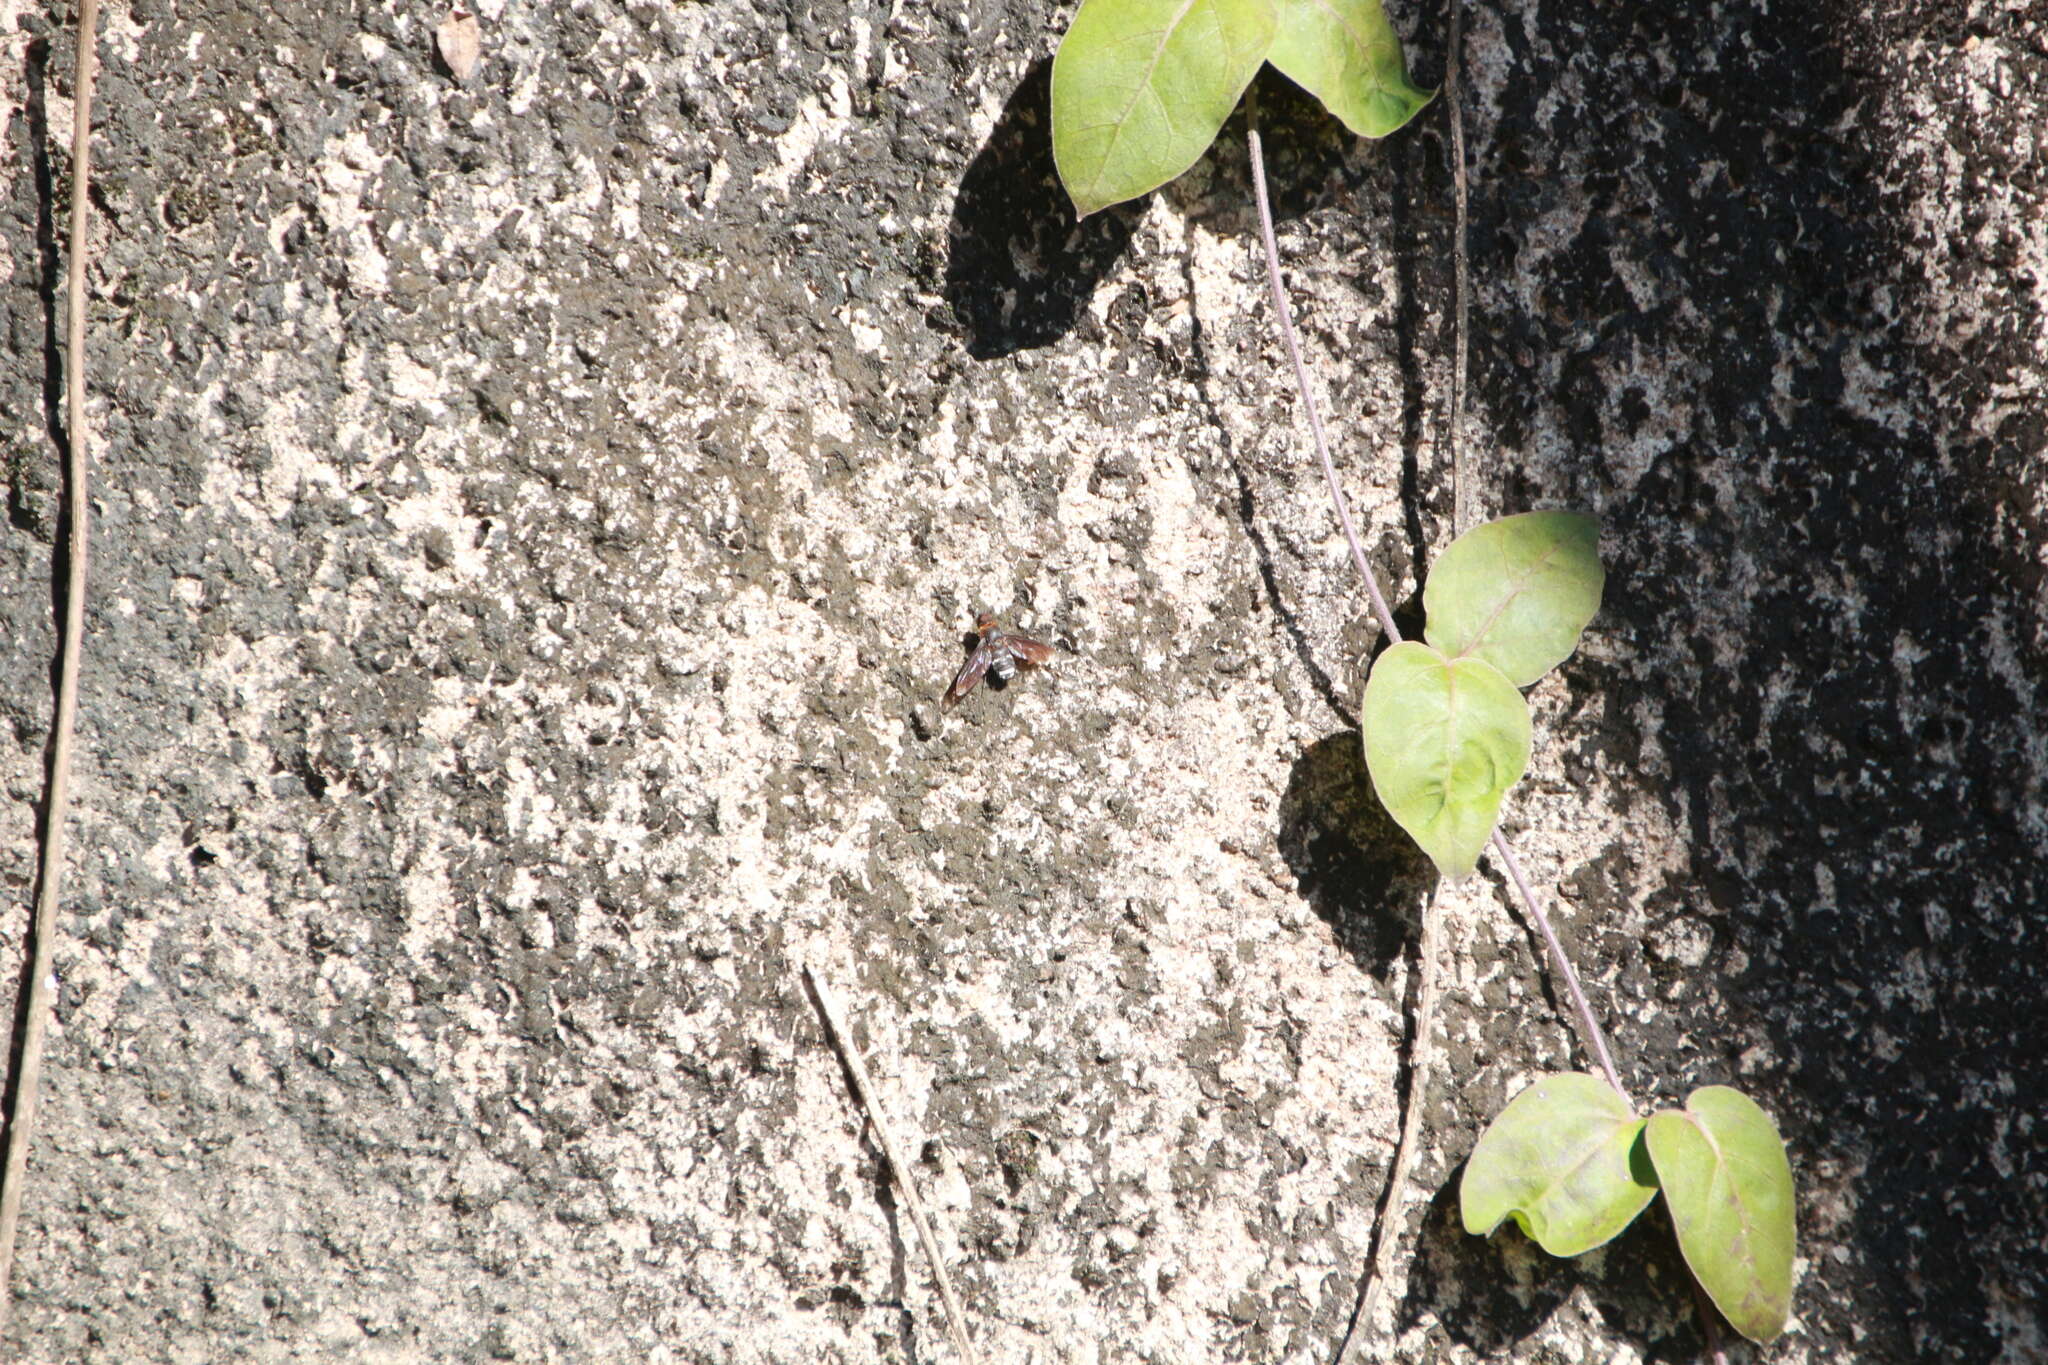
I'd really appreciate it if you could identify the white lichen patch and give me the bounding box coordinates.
[315,128,395,297]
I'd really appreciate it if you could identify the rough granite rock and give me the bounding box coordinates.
[0,0,2043,1360]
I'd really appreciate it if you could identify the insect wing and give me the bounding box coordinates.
[944,642,994,707]
[1003,632,1056,668]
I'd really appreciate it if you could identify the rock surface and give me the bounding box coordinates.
[1,0,2042,1360]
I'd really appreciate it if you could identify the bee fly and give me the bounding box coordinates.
[943,612,1056,708]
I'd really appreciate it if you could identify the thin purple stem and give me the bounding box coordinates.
[1245,90,1400,646]
[1489,832,1625,1097]
[1691,1275,1731,1365]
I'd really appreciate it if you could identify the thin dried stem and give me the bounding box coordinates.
[803,962,979,1365]
[1333,885,1448,1363]
[0,0,99,1326]
[1447,0,1472,536]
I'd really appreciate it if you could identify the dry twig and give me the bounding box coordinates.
[1447,0,1472,538]
[0,0,99,1327]
[1337,885,1446,1362]
[802,962,979,1365]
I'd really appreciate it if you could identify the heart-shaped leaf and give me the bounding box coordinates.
[1461,1072,1657,1256]
[1266,0,1432,138]
[1360,642,1529,880]
[1052,0,1278,218]
[1646,1087,1796,1343]
[1424,511,1604,687]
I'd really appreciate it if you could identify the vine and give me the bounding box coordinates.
[1046,0,1797,1351]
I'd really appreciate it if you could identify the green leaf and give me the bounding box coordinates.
[1423,511,1605,687]
[1645,1087,1797,1343]
[1051,0,1278,218]
[1359,642,1530,880]
[1461,1072,1658,1257]
[1266,0,1433,138]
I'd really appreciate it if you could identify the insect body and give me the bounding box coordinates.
[944,612,1056,708]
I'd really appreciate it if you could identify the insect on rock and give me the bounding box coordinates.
[943,612,1056,708]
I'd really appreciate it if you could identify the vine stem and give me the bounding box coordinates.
[1447,0,1472,538]
[0,0,99,1325]
[1692,1273,1731,1365]
[1245,89,1399,647]
[1489,832,1624,1095]
[1244,32,1738,1365]
[1243,92,1625,1102]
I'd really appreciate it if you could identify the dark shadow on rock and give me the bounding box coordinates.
[1578,1201,1724,1364]
[1240,71,1367,228]
[1228,452,1361,727]
[1278,732,1432,977]
[1399,1170,1566,1354]
[941,60,1137,360]
[1454,3,2048,1355]
[1381,86,1440,590]
[24,36,64,458]
[1403,1170,1709,1362]
[874,1173,919,1362]
[7,35,66,544]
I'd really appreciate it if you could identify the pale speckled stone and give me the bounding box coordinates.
[0,0,2042,1361]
